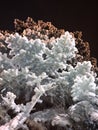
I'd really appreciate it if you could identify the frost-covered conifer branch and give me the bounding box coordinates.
[0,28,98,129]
[0,82,55,130]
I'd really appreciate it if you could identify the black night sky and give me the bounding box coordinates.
[0,0,98,59]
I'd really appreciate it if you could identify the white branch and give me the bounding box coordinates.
[0,83,55,130]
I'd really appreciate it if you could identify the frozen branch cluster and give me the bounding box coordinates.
[0,31,98,130]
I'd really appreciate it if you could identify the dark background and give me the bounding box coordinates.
[0,0,98,59]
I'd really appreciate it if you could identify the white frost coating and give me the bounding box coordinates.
[1,92,25,113]
[75,61,92,76]
[53,31,77,60]
[4,32,78,75]
[71,74,96,101]
[0,31,97,129]
[0,82,55,130]
[70,61,96,101]
[1,32,97,103]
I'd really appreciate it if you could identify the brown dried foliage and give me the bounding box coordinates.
[0,17,97,70]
